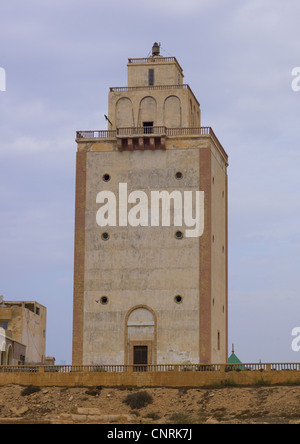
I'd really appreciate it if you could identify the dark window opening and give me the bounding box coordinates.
[101,232,110,241]
[174,295,183,304]
[25,303,35,313]
[133,345,148,371]
[148,69,154,86]
[0,321,8,330]
[143,122,154,134]
[175,171,183,180]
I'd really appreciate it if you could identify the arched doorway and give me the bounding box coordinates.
[125,305,157,367]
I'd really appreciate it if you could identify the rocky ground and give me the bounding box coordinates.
[1,384,300,424]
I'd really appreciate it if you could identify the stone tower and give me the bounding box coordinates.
[72,44,229,366]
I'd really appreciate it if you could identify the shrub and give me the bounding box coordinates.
[168,413,197,424]
[145,412,161,420]
[85,387,101,396]
[21,385,41,396]
[123,390,153,409]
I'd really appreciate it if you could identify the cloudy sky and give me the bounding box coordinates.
[1,0,300,364]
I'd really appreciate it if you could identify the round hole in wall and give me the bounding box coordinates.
[175,171,183,180]
[100,296,108,305]
[174,295,183,304]
[101,232,110,241]
[175,230,183,240]
[102,173,111,182]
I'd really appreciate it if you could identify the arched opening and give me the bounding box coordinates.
[164,95,181,128]
[138,97,157,127]
[125,305,157,367]
[116,97,134,128]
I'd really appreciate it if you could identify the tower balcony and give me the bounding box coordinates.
[116,126,167,151]
[76,127,228,163]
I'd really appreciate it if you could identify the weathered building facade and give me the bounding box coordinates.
[73,44,229,366]
[0,299,47,364]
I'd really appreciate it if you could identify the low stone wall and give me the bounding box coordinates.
[1,364,300,388]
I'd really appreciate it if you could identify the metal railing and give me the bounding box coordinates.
[76,130,117,139]
[1,363,300,374]
[117,126,166,136]
[127,57,183,72]
[128,57,178,64]
[77,126,216,140]
[110,84,190,93]
[75,126,228,161]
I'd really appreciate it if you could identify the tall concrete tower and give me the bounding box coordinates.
[72,44,229,366]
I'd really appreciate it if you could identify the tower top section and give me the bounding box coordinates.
[127,52,184,88]
[76,45,228,164]
[152,42,161,56]
[105,44,201,131]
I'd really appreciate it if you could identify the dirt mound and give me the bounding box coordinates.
[1,384,300,424]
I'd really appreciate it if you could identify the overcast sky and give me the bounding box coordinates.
[1,0,300,364]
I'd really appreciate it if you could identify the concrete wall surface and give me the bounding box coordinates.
[1,364,300,388]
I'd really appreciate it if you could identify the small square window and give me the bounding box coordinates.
[0,321,8,330]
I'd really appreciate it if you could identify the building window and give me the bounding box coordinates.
[218,331,221,351]
[0,321,8,330]
[143,122,153,134]
[100,296,109,305]
[101,232,110,241]
[148,69,154,86]
[174,295,183,304]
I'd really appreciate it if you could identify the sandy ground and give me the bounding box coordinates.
[1,384,300,424]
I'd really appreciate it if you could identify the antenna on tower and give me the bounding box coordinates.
[104,114,112,126]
